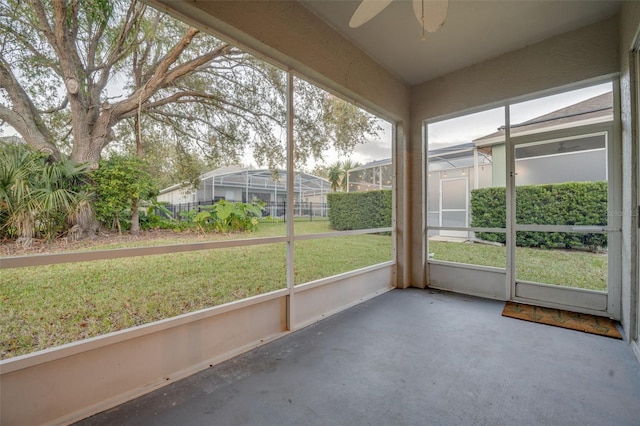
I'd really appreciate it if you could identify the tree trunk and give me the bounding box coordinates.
[70,141,103,168]
[71,113,114,168]
[130,197,140,235]
[129,114,144,236]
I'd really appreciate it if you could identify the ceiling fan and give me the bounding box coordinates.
[349,0,449,40]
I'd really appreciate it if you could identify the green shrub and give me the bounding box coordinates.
[178,200,264,233]
[469,187,506,244]
[327,190,391,230]
[139,203,176,230]
[90,155,158,232]
[471,181,607,250]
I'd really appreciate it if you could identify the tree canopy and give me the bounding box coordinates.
[0,0,380,177]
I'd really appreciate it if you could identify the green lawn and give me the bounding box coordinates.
[1,222,608,360]
[0,221,391,359]
[429,241,607,291]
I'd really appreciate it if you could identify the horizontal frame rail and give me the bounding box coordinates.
[1,227,394,270]
[293,227,393,241]
[427,226,506,233]
[514,224,621,233]
[0,236,288,269]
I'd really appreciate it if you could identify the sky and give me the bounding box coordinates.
[427,82,613,149]
[2,82,610,169]
[1,101,393,171]
[298,119,393,170]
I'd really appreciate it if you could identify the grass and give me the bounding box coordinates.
[36,220,333,252]
[514,246,607,290]
[1,222,608,360]
[429,241,607,291]
[0,221,391,359]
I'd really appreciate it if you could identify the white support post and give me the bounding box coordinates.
[245,170,249,203]
[473,147,479,190]
[346,170,350,193]
[286,71,295,331]
[505,107,515,300]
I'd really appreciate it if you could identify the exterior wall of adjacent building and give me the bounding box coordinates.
[157,187,195,205]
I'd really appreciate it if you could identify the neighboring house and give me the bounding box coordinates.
[352,93,613,237]
[474,91,612,187]
[346,158,392,192]
[438,92,611,237]
[157,166,331,217]
[426,142,494,236]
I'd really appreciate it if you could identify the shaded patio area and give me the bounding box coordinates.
[77,289,640,426]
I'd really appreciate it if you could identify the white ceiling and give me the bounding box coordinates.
[300,0,623,85]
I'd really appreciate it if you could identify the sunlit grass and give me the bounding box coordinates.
[515,246,607,290]
[1,244,288,359]
[0,221,390,359]
[429,240,607,291]
[1,223,608,360]
[429,241,506,268]
[295,235,392,284]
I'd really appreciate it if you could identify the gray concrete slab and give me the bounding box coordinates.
[76,289,640,426]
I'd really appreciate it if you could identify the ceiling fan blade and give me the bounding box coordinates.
[412,0,448,33]
[349,0,394,28]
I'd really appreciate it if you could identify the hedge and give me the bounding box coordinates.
[327,190,392,230]
[471,181,607,250]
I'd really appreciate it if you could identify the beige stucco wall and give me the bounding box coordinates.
[619,1,640,342]
[410,16,620,288]
[157,189,194,205]
[411,17,619,121]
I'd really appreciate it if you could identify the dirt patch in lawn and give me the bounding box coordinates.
[0,229,206,257]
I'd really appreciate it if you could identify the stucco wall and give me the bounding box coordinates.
[157,189,194,205]
[411,17,619,121]
[410,17,620,288]
[619,2,640,342]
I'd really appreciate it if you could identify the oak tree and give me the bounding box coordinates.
[0,0,379,233]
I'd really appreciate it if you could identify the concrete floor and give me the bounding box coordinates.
[76,289,640,426]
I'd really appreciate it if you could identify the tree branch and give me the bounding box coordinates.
[28,0,55,45]
[38,96,68,114]
[111,39,231,120]
[0,57,58,153]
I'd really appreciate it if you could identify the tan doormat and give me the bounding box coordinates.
[502,302,622,339]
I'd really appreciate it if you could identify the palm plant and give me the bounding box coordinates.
[0,144,39,239]
[32,157,93,240]
[0,144,92,244]
[340,159,360,192]
[325,159,361,192]
[327,162,342,192]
